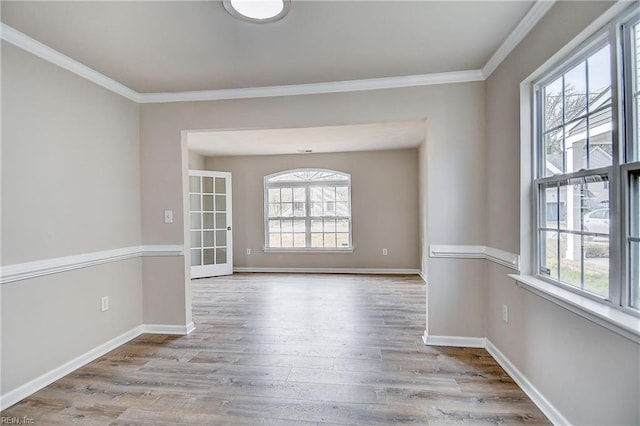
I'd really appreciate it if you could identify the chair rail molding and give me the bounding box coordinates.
[0,245,185,285]
[429,244,520,271]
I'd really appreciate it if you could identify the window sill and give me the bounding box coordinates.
[263,247,354,254]
[508,274,640,344]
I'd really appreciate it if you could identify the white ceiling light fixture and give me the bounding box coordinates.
[223,0,290,23]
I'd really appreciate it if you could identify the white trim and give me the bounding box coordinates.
[421,335,569,425]
[422,334,487,348]
[418,271,427,284]
[509,274,640,344]
[140,244,185,257]
[0,325,143,411]
[429,245,520,271]
[0,322,196,410]
[0,245,185,285]
[138,70,485,103]
[233,267,420,275]
[0,23,139,102]
[142,322,196,335]
[485,339,570,426]
[482,1,556,78]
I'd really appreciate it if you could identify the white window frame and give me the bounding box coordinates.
[529,6,640,321]
[263,168,353,252]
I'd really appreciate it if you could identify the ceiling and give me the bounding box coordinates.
[1,1,537,156]
[1,1,535,94]
[188,120,427,156]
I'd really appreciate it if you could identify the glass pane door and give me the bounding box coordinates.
[189,170,233,278]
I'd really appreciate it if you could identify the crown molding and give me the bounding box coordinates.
[1,0,554,104]
[137,70,485,103]
[482,0,556,78]
[0,23,140,102]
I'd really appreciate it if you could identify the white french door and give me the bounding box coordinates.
[189,170,233,278]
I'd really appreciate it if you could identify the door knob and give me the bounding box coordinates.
[227,226,232,231]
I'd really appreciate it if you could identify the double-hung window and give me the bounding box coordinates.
[533,7,639,314]
[264,168,352,251]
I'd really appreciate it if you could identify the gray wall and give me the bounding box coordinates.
[204,149,420,270]
[1,43,143,394]
[486,1,640,424]
[140,81,487,336]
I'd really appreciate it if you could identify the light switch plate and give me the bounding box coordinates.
[164,210,173,224]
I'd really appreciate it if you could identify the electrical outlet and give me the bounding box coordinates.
[382,248,388,256]
[246,248,251,255]
[502,304,509,323]
[101,296,109,312]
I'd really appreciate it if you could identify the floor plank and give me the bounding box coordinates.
[1,273,550,424]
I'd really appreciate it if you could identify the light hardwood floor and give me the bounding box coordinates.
[2,273,550,425]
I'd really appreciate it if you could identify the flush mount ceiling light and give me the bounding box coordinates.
[223,0,290,23]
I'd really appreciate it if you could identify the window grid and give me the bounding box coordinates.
[264,169,352,250]
[534,8,640,316]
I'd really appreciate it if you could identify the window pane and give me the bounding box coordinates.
[559,232,582,288]
[324,201,336,216]
[269,234,281,248]
[203,177,214,194]
[203,213,214,229]
[311,233,323,248]
[215,177,226,194]
[215,195,226,212]
[588,107,613,168]
[541,184,559,229]
[190,213,201,230]
[269,220,280,232]
[203,195,214,212]
[336,202,349,217]
[584,237,609,297]
[293,233,306,248]
[324,233,337,247]
[215,213,226,229]
[540,230,559,280]
[216,230,226,247]
[293,202,306,217]
[310,202,323,216]
[323,187,336,202]
[337,233,349,247]
[324,219,336,232]
[565,123,587,172]
[544,76,563,131]
[337,219,349,232]
[630,241,640,309]
[336,186,349,201]
[215,248,227,264]
[281,220,293,233]
[544,129,563,176]
[203,230,214,247]
[268,188,280,203]
[191,249,201,266]
[311,220,322,232]
[281,188,293,202]
[189,176,201,193]
[203,248,214,265]
[564,61,587,121]
[588,45,611,103]
[269,203,281,217]
[310,187,322,202]
[282,233,293,247]
[293,220,305,233]
[293,187,306,202]
[281,203,293,217]
[190,194,201,212]
[190,231,201,249]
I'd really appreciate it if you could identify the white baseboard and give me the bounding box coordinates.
[0,325,142,411]
[422,333,569,425]
[0,322,196,410]
[485,339,569,426]
[423,333,487,348]
[142,322,196,335]
[233,267,420,275]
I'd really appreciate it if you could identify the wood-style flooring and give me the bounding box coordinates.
[2,273,550,425]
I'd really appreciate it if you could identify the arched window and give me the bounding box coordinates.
[264,168,352,250]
